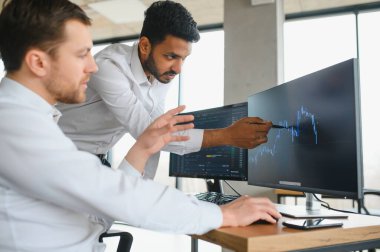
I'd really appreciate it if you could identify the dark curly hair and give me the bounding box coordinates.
[140,1,200,45]
[0,0,91,72]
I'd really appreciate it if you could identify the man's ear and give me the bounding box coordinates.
[139,36,152,57]
[24,49,49,77]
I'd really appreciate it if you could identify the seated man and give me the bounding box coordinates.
[0,1,281,251]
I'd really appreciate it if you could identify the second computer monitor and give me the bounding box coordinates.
[248,58,363,199]
[169,102,248,181]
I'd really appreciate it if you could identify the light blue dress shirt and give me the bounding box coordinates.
[0,77,222,252]
[57,43,203,179]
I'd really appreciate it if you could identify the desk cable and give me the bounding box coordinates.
[310,193,368,215]
[223,180,241,196]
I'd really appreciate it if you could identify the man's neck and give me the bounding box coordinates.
[6,73,56,105]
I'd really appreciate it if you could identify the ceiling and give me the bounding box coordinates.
[1,0,380,42]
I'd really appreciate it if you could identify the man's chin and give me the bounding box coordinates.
[58,94,86,104]
[159,78,171,84]
[159,76,175,84]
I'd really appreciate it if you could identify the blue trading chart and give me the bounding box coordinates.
[247,59,361,197]
[251,105,319,166]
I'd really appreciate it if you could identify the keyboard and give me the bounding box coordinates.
[195,192,239,205]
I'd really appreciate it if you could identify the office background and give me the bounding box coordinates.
[1,0,379,251]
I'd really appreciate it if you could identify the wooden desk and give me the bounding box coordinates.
[193,212,380,252]
[274,189,304,204]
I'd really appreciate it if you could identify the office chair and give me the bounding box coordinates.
[99,230,133,252]
[97,154,133,252]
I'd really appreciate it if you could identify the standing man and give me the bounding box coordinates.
[57,1,272,177]
[0,0,281,251]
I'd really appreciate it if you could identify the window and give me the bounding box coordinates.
[357,11,380,205]
[284,14,357,81]
[0,59,4,79]
[284,12,380,210]
[180,30,225,112]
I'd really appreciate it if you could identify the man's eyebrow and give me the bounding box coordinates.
[165,52,187,59]
[77,47,92,54]
[165,52,179,56]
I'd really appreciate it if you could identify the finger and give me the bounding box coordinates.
[249,198,282,219]
[165,105,186,117]
[153,106,187,126]
[151,123,172,136]
[243,122,272,132]
[245,117,265,124]
[251,136,269,146]
[254,132,270,138]
[171,123,194,132]
[170,135,190,142]
[258,206,282,221]
[171,114,194,125]
[254,123,272,132]
[259,214,279,224]
[256,136,268,144]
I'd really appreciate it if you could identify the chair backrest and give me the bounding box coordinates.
[99,231,133,252]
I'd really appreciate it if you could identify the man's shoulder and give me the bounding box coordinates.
[0,99,54,131]
[95,43,134,60]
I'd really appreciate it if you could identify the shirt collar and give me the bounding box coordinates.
[130,42,160,86]
[0,77,62,123]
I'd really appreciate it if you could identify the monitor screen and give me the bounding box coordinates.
[248,58,363,199]
[169,102,248,181]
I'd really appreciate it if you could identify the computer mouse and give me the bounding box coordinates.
[253,218,278,225]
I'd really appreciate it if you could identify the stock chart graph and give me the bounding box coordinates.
[251,105,319,165]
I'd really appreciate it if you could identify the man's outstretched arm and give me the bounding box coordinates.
[202,117,272,149]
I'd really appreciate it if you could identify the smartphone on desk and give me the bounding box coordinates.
[283,218,343,230]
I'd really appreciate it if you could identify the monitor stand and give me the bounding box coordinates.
[276,193,348,219]
[206,179,223,193]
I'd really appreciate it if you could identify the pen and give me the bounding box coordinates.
[248,122,288,129]
[271,124,288,129]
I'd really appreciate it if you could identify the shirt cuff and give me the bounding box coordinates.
[186,129,203,152]
[164,129,204,155]
[118,159,143,178]
[193,198,223,234]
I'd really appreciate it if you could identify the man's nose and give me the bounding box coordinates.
[171,59,183,74]
[87,55,98,73]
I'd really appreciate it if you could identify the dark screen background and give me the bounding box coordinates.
[169,102,248,181]
[248,59,362,198]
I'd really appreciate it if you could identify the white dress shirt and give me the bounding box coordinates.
[57,43,203,178]
[0,77,222,252]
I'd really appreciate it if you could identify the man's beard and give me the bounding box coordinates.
[45,78,85,104]
[144,53,177,84]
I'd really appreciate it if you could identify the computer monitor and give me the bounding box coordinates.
[169,102,248,192]
[248,58,363,218]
